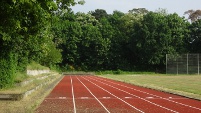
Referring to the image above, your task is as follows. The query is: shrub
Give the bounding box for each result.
[0,52,17,88]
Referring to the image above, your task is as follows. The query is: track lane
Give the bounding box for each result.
[36,75,201,113]
[87,76,201,113]
[78,76,145,113]
[82,76,178,113]
[71,76,109,113]
[75,76,110,112]
[36,76,74,113]
[80,76,176,113]
[70,76,76,113]
[92,76,201,110]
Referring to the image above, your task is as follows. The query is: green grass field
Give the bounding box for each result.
[97,74,201,100]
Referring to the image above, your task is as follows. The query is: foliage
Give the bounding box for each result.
[14,72,28,83]
[1,0,201,88]
[96,70,155,75]
[130,12,188,68]
[0,0,76,88]
[90,9,109,20]
[0,52,17,88]
[186,19,201,53]
[27,61,49,70]
[184,9,201,22]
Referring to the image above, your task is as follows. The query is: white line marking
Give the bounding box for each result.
[81,77,145,113]
[146,97,154,99]
[45,98,71,100]
[125,97,132,99]
[94,76,201,111]
[87,77,178,113]
[80,97,89,99]
[70,76,76,113]
[103,97,111,99]
[59,97,67,99]
[76,76,110,113]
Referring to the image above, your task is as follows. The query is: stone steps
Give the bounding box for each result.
[0,72,62,101]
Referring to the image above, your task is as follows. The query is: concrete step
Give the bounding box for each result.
[0,73,62,101]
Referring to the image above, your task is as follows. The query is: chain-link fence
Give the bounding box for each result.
[166,54,201,74]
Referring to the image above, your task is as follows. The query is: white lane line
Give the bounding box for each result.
[125,97,132,99]
[146,97,154,99]
[81,77,145,113]
[76,76,110,113]
[45,97,70,100]
[80,97,89,99]
[70,76,76,113]
[87,77,178,113]
[94,76,201,111]
[59,97,67,99]
[102,97,111,99]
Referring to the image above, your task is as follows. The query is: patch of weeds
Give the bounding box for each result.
[27,61,49,70]
[14,72,28,83]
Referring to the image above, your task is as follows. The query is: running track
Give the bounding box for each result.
[36,75,201,113]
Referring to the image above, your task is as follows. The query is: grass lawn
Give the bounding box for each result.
[97,74,201,100]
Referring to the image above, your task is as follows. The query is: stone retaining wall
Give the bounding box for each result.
[27,70,50,76]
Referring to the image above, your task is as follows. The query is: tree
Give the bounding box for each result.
[186,19,201,53]
[130,12,188,70]
[53,11,82,68]
[75,12,110,70]
[90,9,109,20]
[0,0,79,88]
[128,8,149,15]
[184,10,201,22]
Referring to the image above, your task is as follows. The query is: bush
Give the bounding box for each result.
[27,61,49,70]
[0,52,17,88]
[113,69,122,74]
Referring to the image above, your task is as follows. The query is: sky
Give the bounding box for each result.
[71,0,201,17]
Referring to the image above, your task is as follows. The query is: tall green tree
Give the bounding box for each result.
[186,19,201,53]
[52,11,82,69]
[75,12,110,70]
[90,9,109,20]
[130,12,188,70]
[0,0,79,88]
[106,11,128,70]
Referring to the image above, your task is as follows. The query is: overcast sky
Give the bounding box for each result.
[71,0,201,17]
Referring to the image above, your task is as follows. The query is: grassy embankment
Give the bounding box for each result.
[0,62,61,113]
[96,71,201,100]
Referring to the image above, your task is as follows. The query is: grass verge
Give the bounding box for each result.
[97,74,201,100]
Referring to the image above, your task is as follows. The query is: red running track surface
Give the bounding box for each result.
[35,75,201,113]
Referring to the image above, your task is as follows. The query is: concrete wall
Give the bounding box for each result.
[27,70,50,76]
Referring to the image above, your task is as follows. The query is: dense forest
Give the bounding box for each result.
[0,0,201,88]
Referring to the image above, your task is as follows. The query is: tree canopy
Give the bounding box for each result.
[0,0,200,88]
